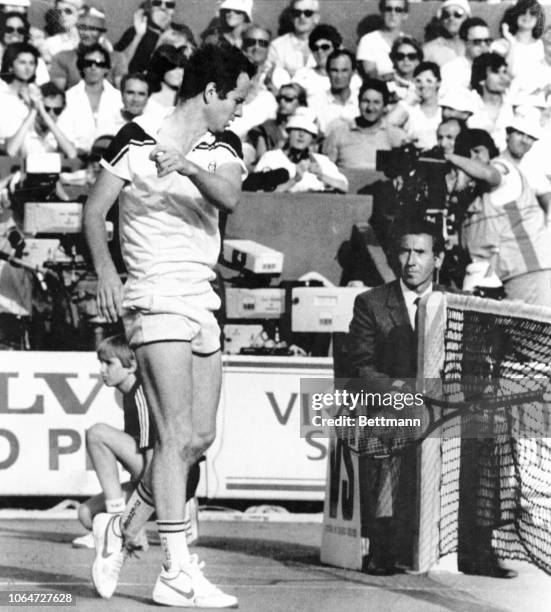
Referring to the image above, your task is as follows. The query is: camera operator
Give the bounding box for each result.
[445,119,551,304]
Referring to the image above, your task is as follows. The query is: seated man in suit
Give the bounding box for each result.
[347,219,444,574]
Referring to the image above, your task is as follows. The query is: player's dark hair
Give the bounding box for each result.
[394,219,445,255]
[97,335,135,368]
[177,43,255,102]
[359,77,390,106]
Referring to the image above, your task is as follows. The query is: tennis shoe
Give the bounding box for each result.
[152,555,238,608]
[91,513,126,599]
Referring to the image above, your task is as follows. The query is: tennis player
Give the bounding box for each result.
[84,44,254,607]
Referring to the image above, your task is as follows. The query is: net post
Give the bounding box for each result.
[413,291,447,572]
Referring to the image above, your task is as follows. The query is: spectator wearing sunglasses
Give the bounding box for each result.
[217,0,252,49]
[422,0,470,68]
[323,78,406,170]
[241,24,289,94]
[115,0,176,74]
[293,23,361,104]
[247,82,306,163]
[42,0,84,60]
[267,0,320,77]
[388,35,422,105]
[440,17,492,96]
[357,0,410,80]
[50,7,125,92]
[57,43,122,154]
[0,11,48,85]
[156,22,196,59]
[494,0,545,80]
[4,81,76,158]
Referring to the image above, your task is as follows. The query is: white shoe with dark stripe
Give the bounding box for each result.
[91,513,126,599]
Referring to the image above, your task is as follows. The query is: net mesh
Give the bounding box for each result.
[437,299,551,575]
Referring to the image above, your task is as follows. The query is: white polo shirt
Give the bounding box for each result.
[101,110,246,307]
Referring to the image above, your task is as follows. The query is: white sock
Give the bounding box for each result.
[157,520,190,571]
[105,497,125,514]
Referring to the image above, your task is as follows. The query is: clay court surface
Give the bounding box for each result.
[1,517,550,612]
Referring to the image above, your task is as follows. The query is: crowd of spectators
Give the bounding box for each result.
[0,0,550,308]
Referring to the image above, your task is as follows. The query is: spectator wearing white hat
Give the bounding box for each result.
[42,0,84,60]
[50,7,124,91]
[356,0,410,80]
[440,87,480,123]
[254,108,348,192]
[423,0,471,67]
[440,17,492,95]
[218,0,252,49]
[267,0,319,77]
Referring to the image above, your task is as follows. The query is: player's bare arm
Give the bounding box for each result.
[83,169,126,323]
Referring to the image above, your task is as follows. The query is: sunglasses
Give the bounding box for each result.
[383,6,406,14]
[83,58,108,68]
[468,37,492,46]
[442,10,465,19]
[243,37,269,48]
[395,51,418,61]
[78,24,106,33]
[44,105,63,116]
[312,43,332,52]
[277,94,298,103]
[291,9,316,18]
[151,0,176,8]
[5,26,26,35]
[60,7,77,15]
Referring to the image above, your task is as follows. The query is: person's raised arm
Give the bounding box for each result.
[83,169,126,322]
[445,152,502,188]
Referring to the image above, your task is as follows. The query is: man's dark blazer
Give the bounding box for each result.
[348,280,417,392]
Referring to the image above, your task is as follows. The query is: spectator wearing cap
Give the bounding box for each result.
[254,108,348,192]
[115,0,176,74]
[423,0,471,67]
[323,78,406,170]
[310,49,359,133]
[267,0,320,77]
[247,82,307,163]
[218,0,252,49]
[495,0,545,80]
[57,43,122,154]
[42,0,84,60]
[242,24,290,95]
[388,35,422,105]
[50,7,125,91]
[467,52,513,151]
[447,113,551,305]
[387,61,442,150]
[440,87,479,123]
[356,0,410,80]
[0,11,48,85]
[293,24,361,104]
[4,80,76,158]
[440,17,492,95]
